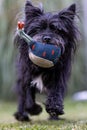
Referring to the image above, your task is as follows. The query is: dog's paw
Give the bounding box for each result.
[46,104,64,117]
[26,103,42,115]
[49,115,59,120]
[46,106,64,120]
[14,112,30,121]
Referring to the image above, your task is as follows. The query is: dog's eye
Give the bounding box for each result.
[50,24,56,31]
[40,21,47,30]
[50,24,60,34]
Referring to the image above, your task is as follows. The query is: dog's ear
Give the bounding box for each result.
[68,4,76,14]
[25,1,44,19]
[59,4,76,20]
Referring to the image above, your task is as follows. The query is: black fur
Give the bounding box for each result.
[14,1,79,121]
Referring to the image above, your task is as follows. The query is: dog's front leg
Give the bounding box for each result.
[25,87,42,115]
[45,86,64,120]
[14,93,30,121]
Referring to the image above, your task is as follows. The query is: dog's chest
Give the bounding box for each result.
[31,75,44,92]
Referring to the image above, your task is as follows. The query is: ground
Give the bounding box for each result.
[0,96,87,130]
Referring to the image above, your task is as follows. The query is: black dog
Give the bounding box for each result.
[14,1,79,121]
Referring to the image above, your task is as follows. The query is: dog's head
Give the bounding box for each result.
[15,1,80,69]
[24,1,79,55]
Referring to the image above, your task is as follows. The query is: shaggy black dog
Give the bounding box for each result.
[14,1,79,121]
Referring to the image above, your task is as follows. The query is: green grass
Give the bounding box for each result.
[0,98,87,130]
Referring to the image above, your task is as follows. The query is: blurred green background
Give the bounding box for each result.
[0,0,87,101]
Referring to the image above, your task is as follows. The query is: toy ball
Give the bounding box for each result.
[17,21,62,68]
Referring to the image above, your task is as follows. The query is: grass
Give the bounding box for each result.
[0,97,87,130]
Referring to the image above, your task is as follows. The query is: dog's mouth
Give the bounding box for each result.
[32,35,65,54]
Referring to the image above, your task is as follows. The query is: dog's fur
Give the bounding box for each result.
[14,1,79,121]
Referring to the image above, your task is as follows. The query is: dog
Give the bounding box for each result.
[14,1,79,121]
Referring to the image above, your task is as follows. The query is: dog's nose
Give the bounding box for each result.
[42,36,51,43]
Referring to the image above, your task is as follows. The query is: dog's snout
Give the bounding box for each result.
[42,36,51,43]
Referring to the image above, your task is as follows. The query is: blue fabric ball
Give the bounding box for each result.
[29,41,61,68]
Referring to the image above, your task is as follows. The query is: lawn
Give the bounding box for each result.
[0,97,87,130]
